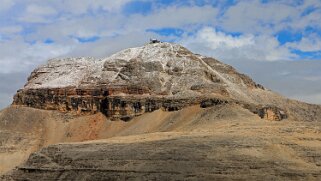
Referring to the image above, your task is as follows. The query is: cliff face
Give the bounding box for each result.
[12,42,288,121]
[13,87,201,121]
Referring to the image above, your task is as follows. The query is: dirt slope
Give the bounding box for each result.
[1,103,321,180]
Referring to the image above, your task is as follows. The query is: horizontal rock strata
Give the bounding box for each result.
[13,87,286,121]
[12,87,214,120]
[6,131,321,180]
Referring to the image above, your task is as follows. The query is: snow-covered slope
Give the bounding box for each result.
[25,57,103,88]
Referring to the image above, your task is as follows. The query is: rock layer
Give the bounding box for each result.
[13,87,289,122]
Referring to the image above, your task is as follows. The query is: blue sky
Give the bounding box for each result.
[0,0,320,63]
[0,0,321,108]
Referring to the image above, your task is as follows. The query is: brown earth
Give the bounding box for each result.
[1,103,321,180]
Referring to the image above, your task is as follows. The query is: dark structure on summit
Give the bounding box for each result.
[150,38,161,44]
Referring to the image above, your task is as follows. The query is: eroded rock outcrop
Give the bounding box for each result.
[13,87,228,121]
[12,42,288,121]
[257,106,288,121]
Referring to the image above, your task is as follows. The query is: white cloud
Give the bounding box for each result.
[26,4,57,16]
[181,27,295,61]
[125,5,218,31]
[16,4,219,47]
[99,0,133,11]
[0,25,22,34]
[286,33,321,52]
[217,0,321,36]
[194,27,255,48]
[0,0,14,12]
[220,0,298,34]
[51,0,132,15]
[290,1,321,30]
[0,38,72,73]
[18,4,58,23]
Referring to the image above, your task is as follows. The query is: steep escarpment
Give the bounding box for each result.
[15,87,283,121]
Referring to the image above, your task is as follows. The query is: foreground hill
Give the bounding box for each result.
[2,104,321,180]
[1,42,321,180]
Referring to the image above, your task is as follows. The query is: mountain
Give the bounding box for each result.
[1,42,321,180]
[13,42,290,120]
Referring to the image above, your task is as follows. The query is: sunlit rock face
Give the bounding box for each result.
[13,42,289,121]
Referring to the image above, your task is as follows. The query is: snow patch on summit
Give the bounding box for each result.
[25,57,104,89]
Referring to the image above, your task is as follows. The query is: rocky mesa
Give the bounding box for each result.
[13,42,290,121]
[1,42,321,180]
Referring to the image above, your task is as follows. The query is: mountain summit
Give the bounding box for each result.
[14,42,290,121]
[2,42,321,180]
[24,42,262,99]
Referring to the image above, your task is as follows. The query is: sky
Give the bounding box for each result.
[1,0,321,109]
